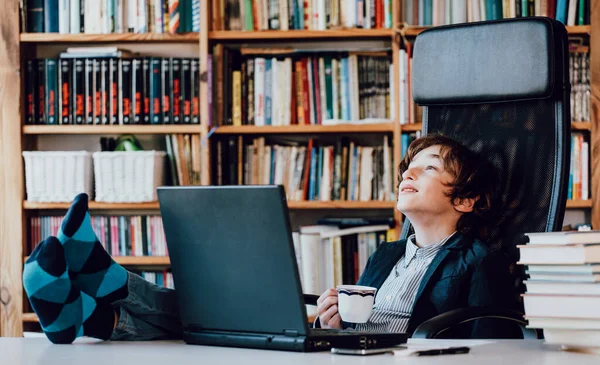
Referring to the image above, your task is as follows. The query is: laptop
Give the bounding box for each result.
[157,185,408,352]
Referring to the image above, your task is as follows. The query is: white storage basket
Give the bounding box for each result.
[22,151,94,202]
[92,151,166,203]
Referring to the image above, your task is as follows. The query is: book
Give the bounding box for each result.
[525,230,600,245]
[518,244,600,264]
[523,294,600,319]
[524,280,600,295]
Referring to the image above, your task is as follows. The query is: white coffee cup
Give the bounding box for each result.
[336,285,377,323]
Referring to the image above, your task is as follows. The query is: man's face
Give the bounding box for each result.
[397,145,457,216]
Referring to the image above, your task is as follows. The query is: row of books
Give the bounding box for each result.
[292,224,394,295]
[568,133,589,201]
[23,0,201,34]
[402,0,591,26]
[216,0,393,31]
[570,51,590,123]
[520,230,600,349]
[213,46,393,127]
[398,46,422,125]
[139,271,175,289]
[165,134,202,186]
[29,215,168,257]
[25,57,201,125]
[213,136,394,202]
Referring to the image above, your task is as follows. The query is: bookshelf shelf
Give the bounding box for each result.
[565,25,592,35]
[287,201,396,209]
[22,313,38,323]
[401,123,422,132]
[23,201,161,210]
[24,200,395,210]
[22,125,201,135]
[212,123,395,134]
[572,121,591,131]
[566,199,593,208]
[19,32,200,43]
[23,255,171,266]
[209,28,393,40]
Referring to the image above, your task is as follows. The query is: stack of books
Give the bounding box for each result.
[519,230,600,351]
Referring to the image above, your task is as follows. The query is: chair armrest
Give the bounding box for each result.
[412,307,541,339]
[304,294,319,306]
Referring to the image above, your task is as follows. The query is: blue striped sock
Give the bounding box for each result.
[23,237,115,343]
[57,193,128,304]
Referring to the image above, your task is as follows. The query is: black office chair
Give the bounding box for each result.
[307,17,570,338]
[404,17,571,338]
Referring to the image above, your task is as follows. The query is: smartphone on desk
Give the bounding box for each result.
[331,347,395,356]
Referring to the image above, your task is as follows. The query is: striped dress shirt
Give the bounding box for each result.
[354,232,457,333]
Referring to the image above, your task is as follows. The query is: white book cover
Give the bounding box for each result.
[59,0,70,34]
[523,294,600,319]
[471,0,480,21]
[278,59,287,125]
[137,0,147,32]
[115,0,124,32]
[292,232,303,285]
[388,64,394,120]
[127,0,137,32]
[332,59,340,120]
[271,58,280,125]
[567,0,577,25]
[344,0,355,28]
[287,146,298,199]
[320,224,391,239]
[279,0,289,30]
[320,146,332,201]
[263,146,272,184]
[508,0,515,17]
[518,244,600,264]
[154,0,163,32]
[583,141,589,200]
[283,58,292,125]
[399,49,407,125]
[70,0,80,33]
[525,230,600,245]
[321,237,335,291]
[349,55,360,122]
[319,57,327,124]
[307,59,316,125]
[299,233,322,294]
[254,58,266,126]
[452,0,467,24]
[383,135,391,200]
[526,317,600,330]
[359,147,374,201]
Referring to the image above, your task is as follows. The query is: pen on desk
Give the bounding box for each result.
[414,346,471,356]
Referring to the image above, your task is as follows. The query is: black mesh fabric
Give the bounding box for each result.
[400,98,570,297]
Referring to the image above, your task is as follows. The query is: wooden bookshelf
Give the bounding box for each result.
[572,121,592,131]
[567,199,593,209]
[209,28,393,40]
[212,123,395,134]
[23,125,202,135]
[287,201,396,209]
[20,32,200,43]
[22,313,38,323]
[401,123,422,132]
[23,256,170,266]
[23,201,161,210]
[23,200,395,210]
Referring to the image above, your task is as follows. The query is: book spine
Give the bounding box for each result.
[79,0,85,33]
[70,0,80,33]
[247,58,254,125]
[60,59,71,124]
[171,58,181,124]
[25,60,38,125]
[110,58,119,124]
[161,58,171,124]
[142,58,150,123]
[150,58,162,124]
[181,58,192,123]
[44,59,58,125]
[191,58,200,124]
[59,0,70,33]
[121,59,133,124]
[93,59,101,124]
[101,59,109,124]
[44,0,59,32]
[264,58,272,125]
[73,59,84,124]
[133,58,144,124]
[192,0,200,31]
[27,0,45,32]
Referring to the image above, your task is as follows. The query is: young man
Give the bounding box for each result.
[23,135,517,343]
[316,134,519,338]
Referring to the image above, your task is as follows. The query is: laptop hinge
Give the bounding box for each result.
[283,329,300,337]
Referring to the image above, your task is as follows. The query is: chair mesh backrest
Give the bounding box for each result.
[400,18,571,293]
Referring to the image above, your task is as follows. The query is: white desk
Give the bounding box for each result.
[1,338,598,364]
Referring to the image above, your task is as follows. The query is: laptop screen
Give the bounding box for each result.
[157,186,309,336]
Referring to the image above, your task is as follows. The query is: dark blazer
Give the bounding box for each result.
[352,232,521,338]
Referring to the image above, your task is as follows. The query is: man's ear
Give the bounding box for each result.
[453,196,478,213]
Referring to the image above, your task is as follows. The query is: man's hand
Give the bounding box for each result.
[316,288,342,329]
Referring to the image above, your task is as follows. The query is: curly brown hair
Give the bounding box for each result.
[398,134,500,240]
